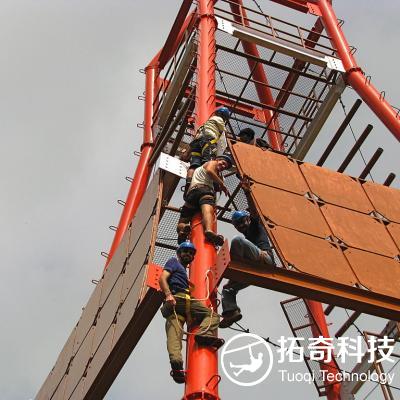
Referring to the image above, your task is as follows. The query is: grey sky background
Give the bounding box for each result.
[1,1,399,399]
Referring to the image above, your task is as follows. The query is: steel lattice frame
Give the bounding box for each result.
[36,1,400,399]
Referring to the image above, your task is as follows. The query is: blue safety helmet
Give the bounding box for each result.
[216,154,233,168]
[177,241,196,254]
[231,210,250,224]
[215,106,230,121]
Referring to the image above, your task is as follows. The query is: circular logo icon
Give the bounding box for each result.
[221,332,274,386]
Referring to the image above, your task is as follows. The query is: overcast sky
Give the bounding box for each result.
[1,1,399,400]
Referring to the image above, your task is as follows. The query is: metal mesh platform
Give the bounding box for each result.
[154,207,180,267]
[214,3,339,154]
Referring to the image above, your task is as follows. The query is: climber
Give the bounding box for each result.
[177,154,233,246]
[230,346,264,377]
[237,127,255,145]
[159,241,222,384]
[219,204,275,328]
[237,127,271,150]
[184,106,230,198]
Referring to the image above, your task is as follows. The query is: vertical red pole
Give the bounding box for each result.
[185,1,219,399]
[195,0,217,126]
[105,64,158,267]
[229,0,284,151]
[308,301,341,400]
[185,216,219,399]
[317,0,400,141]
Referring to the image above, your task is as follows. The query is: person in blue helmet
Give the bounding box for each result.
[177,154,233,246]
[184,106,230,198]
[159,241,222,383]
[219,206,275,328]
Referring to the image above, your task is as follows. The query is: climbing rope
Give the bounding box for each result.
[171,269,215,336]
[172,306,215,336]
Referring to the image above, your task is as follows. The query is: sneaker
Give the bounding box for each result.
[195,334,225,349]
[259,250,273,265]
[170,361,185,384]
[204,231,224,246]
[219,309,242,329]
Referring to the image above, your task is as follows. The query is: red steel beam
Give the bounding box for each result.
[229,0,284,150]
[269,0,310,13]
[147,10,196,70]
[317,0,400,141]
[308,301,341,400]
[225,261,400,321]
[185,1,219,398]
[105,65,158,267]
[157,1,195,69]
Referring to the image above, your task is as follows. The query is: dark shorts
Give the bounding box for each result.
[180,185,216,221]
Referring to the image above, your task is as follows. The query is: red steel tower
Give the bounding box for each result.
[36,1,400,399]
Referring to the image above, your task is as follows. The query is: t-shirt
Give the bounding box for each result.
[244,216,272,252]
[190,165,214,190]
[163,257,189,294]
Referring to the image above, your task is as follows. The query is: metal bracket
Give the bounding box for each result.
[307,2,322,16]
[325,56,345,72]
[146,263,163,291]
[157,152,189,179]
[210,239,231,288]
[216,17,234,35]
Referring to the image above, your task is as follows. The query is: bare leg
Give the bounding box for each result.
[200,203,214,232]
[201,204,224,246]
